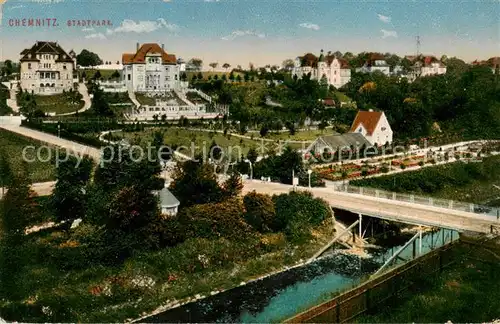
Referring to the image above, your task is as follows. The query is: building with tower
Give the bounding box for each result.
[292,50,351,88]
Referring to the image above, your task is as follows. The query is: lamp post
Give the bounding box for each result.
[307,169,313,188]
[244,159,253,180]
[57,123,61,138]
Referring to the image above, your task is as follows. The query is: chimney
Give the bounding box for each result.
[368,109,373,112]
[136,42,140,51]
[162,44,165,52]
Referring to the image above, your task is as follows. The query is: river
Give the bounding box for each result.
[141,228,458,323]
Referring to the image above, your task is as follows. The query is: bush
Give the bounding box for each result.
[400,164,407,170]
[243,191,276,233]
[380,165,390,173]
[178,198,253,240]
[418,161,425,167]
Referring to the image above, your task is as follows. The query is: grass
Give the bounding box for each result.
[0,214,336,322]
[264,128,331,142]
[34,94,84,115]
[114,127,263,158]
[332,91,352,103]
[79,69,119,80]
[357,254,500,323]
[0,128,56,182]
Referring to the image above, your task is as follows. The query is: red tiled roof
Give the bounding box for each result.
[349,110,383,136]
[323,98,336,106]
[122,43,177,65]
[298,53,350,68]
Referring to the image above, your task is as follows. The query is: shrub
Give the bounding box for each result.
[243,191,276,233]
[418,161,425,167]
[177,198,253,240]
[400,164,407,170]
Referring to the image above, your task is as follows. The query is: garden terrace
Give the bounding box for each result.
[29,93,85,115]
[186,91,209,104]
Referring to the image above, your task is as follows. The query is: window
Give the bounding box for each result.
[175,74,178,80]
[358,127,363,133]
[381,127,386,131]
[28,63,32,69]
[63,65,67,70]
[128,74,131,81]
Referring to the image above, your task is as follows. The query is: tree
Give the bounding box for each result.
[260,125,269,137]
[2,60,13,76]
[229,72,235,82]
[222,63,231,71]
[90,87,113,117]
[246,147,258,164]
[197,71,203,80]
[51,155,93,224]
[93,70,102,80]
[209,62,218,71]
[111,70,120,79]
[243,191,276,232]
[169,159,224,207]
[0,151,12,197]
[209,140,222,160]
[222,171,243,198]
[282,59,295,71]
[244,72,250,82]
[180,72,187,81]
[236,74,242,82]
[189,58,203,71]
[76,49,103,67]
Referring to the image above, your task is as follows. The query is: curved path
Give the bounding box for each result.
[56,83,92,116]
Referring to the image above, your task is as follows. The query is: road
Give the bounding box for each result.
[242,180,499,234]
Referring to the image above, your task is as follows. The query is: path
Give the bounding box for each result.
[128,90,141,109]
[0,124,101,160]
[6,86,19,112]
[56,83,92,116]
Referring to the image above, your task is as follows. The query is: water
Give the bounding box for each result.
[143,229,458,323]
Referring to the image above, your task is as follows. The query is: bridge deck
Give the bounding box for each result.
[242,181,499,234]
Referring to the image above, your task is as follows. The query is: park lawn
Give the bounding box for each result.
[79,69,118,80]
[0,215,336,322]
[332,91,352,103]
[357,254,500,323]
[35,94,84,115]
[115,127,262,159]
[265,128,329,142]
[0,129,56,182]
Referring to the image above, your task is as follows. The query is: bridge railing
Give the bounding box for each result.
[335,184,500,219]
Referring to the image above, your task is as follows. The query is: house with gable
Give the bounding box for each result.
[349,110,393,146]
[292,50,351,88]
[355,53,391,76]
[19,41,77,95]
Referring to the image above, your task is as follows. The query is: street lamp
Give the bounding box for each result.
[307,169,313,188]
[244,159,253,180]
[57,123,61,138]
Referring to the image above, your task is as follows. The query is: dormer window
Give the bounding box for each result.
[381,127,386,131]
[28,54,32,59]
[358,127,363,133]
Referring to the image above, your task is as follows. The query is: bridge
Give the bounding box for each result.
[242,180,499,234]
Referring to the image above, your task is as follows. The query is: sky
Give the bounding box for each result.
[0,0,498,68]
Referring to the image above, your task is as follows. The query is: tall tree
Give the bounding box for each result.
[222,63,231,71]
[90,87,113,117]
[189,58,203,71]
[76,49,103,67]
[282,59,295,71]
[209,62,218,71]
[51,155,93,223]
[222,171,243,198]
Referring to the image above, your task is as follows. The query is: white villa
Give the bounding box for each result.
[355,53,390,75]
[292,50,351,88]
[19,41,77,95]
[410,55,447,78]
[122,43,186,92]
[349,110,393,146]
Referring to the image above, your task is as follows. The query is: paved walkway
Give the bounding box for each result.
[56,83,92,116]
[0,124,101,160]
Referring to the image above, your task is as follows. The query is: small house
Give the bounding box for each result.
[306,132,371,155]
[349,110,393,146]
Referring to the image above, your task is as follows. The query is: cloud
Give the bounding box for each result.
[106,18,178,35]
[380,29,397,38]
[377,13,391,23]
[28,0,64,3]
[204,0,220,2]
[299,23,320,30]
[82,27,95,32]
[8,4,24,10]
[221,30,265,40]
[85,33,106,40]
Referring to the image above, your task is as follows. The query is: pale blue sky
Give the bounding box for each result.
[1,0,498,67]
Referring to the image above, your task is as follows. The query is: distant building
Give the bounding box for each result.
[356,53,390,75]
[349,110,393,146]
[292,50,351,88]
[403,55,446,81]
[122,43,186,92]
[472,57,499,74]
[19,41,77,95]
